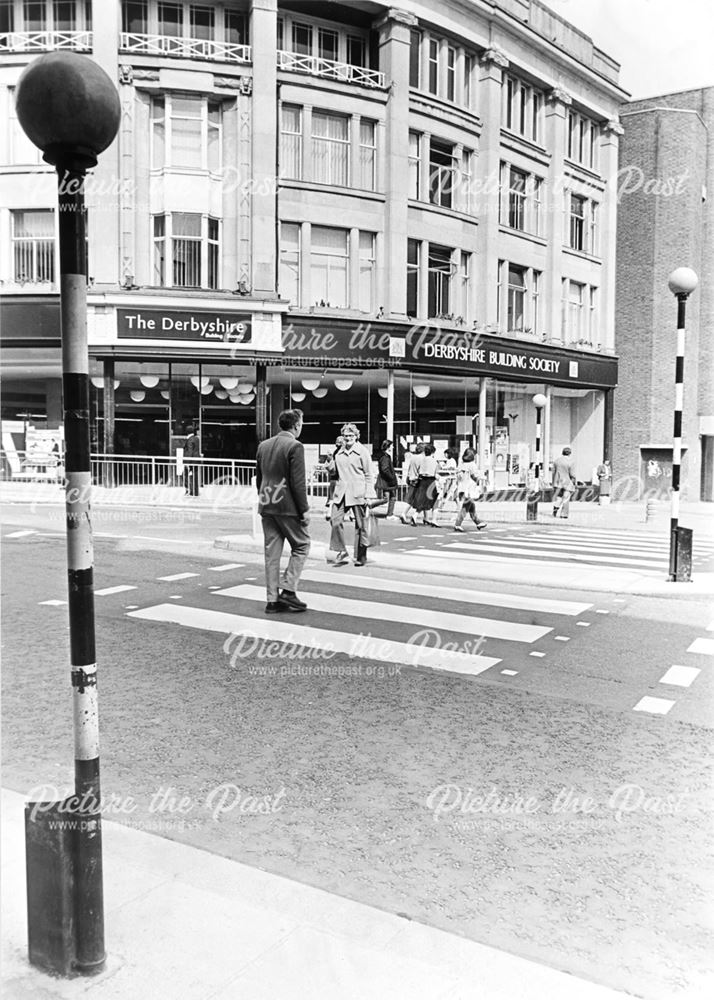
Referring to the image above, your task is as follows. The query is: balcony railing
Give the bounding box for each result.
[277,50,385,89]
[120,33,251,64]
[0,30,92,52]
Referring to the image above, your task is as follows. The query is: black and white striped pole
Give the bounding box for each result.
[526,393,547,521]
[666,267,698,582]
[16,52,120,976]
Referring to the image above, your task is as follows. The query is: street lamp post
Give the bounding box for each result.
[16,51,120,976]
[526,393,547,521]
[666,267,698,582]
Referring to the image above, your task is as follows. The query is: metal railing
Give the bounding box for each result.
[277,50,385,89]
[0,31,92,52]
[119,33,251,63]
[89,454,256,489]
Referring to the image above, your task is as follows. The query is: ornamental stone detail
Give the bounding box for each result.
[547,86,573,106]
[480,46,509,69]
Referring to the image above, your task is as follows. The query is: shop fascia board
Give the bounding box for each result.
[87,291,289,314]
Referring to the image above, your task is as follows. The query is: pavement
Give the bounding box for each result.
[2,788,633,999]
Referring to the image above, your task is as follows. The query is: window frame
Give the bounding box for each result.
[150,93,223,173]
[11,208,56,285]
[152,212,221,290]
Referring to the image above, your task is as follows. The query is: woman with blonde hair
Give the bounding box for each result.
[453,448,488,532]
[328,423,375,566]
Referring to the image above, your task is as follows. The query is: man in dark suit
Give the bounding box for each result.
[256,408,311,613]
[184,423,201,496]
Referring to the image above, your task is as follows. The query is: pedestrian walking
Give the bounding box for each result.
[328,423,375,567]
[413,443,439,526]
[552,446,577,518]
[400,442,424,525]
[371,439,399,519]
[255,408,311,613]
[324,435,344,520]
[453,448,488,532]
[183,423,201,497]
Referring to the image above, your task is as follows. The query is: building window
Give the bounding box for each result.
[153,213,219,289]
[291,21,311,55]
[446,46,456,102]
[225,10,247,44]
[279,222,300,303]
[12,210,55,284]
[158,1,181,36]
[280,104,302,179]
[569,194,585,250]
[406,238,420,317]
[500,162,543,235]
[459,149,473,214]
[566,193,599,255]
[1,0,14,33]
[346,34,366,68]
[318,26,338,61]
[562,279,598,344]
[150,94,222,172]
[428,39,438,94]
[122,0,147,32]
[312,111,349,186]
[6,86,43,163]
[429,138,456,209]
[408,131,421,199]
[278,13,371,72]
[428,243,453,317]
[502,73,543,143]
[23,1,46,32]
[463,53,474,108]
[311,226,348,307]
[359,232,375,312]
[358,120,376,190]
[507,167,526,230]
[409,29,421,88]
[458,250,473,322]
[567,109,600,170]
[498,260,542,334]
[189,4,214,40]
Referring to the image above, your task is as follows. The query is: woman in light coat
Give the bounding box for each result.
[453,448,488,532]
[328,423,375,566]
[400,442,424,525]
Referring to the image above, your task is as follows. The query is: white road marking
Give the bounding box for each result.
[576,621,591,627]
[687,638,714,656]
[554,636,570,642]
[208,563,245,572]
[158,572,200,581]
[39,599,66,606]
[501,669,518,676]
[127,604,501,675]
[443,542,666,568]
[95,585,137,596]
[394,536,417,541]
[217,585,552,644]
[125,605,139,610]
[529,651,546,658]
[659,665,701,687]
[502,535,671,558]
[596,610,610,615]
[300,569,592,616]
[169,595,183,600]
[6,529,39,538]
[633,696,675,715]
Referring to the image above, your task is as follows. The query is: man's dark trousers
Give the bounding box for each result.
[261,515,311,602]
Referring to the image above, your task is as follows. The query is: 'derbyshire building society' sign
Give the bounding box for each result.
[117,308,252,344]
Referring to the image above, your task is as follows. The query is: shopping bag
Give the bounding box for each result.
[363,508,381,547]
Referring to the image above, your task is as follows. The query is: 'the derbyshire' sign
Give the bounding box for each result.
[117,308,251,344]
[282,319,617,388]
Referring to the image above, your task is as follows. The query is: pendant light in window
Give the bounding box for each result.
[312,387,328,399]
[413,384,430,398]
[334,378,353,391]
[139,373,160,388]
[237,382,254,394]
[90,377,104,389]
[377,387,389,399]
[240,393,255,405]
[200,383,213,395]
[301,378,320,391]
[214,389,228,400]
[291,391,306,403]
[219,376,239,390]
[130,390,145,402]
[160,389,170,400]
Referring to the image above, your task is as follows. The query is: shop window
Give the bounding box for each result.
[408,131,421,199]
[428,243,453,317]
[429,138,456,209]
[311,226,348,307]
[359,232,375,312]
[12,209,55,284]
[279,222,300,303]
[312,111,349,186]
[406,238,420,317]
[150,94,222,172]
[280,104,302,179]
[503,72,543,144]
[153,213,220,289]
[358,120,376,190]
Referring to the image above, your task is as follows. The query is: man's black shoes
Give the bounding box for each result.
[264,591,307,613]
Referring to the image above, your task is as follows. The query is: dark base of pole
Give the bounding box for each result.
[526,492,539,521]
[668,525,693,583]
[25,799,106,978]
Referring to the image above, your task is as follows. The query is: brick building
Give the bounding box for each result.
[614,87,714,501]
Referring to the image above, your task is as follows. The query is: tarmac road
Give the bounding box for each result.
[2,527,713,1000]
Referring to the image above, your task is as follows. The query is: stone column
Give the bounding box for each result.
[250,0,278,296]
[376,8,418,318]
[544,87,572,343]
[599,119,624,353]
[476,48,509,330]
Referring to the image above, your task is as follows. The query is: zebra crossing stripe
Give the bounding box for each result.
[300,569,592,616]
[531,530,714,551]
[442,542,665,568]
[659,665,700,687]
[95,585,137,596]
[687,638,714,656]
[503,533,678,554]
[158,572,200,581]
[5,530,38,538]
[479,537,667,561]
[126,604,501,675]
[216,585,552,644]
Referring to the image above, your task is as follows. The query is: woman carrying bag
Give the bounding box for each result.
[400,442,424,525]
[412,443,439,526]
[328,423,376,566]
[453,448,488,532]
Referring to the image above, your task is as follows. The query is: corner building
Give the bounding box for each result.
[0,0,626,485]
[614,87,714,502]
